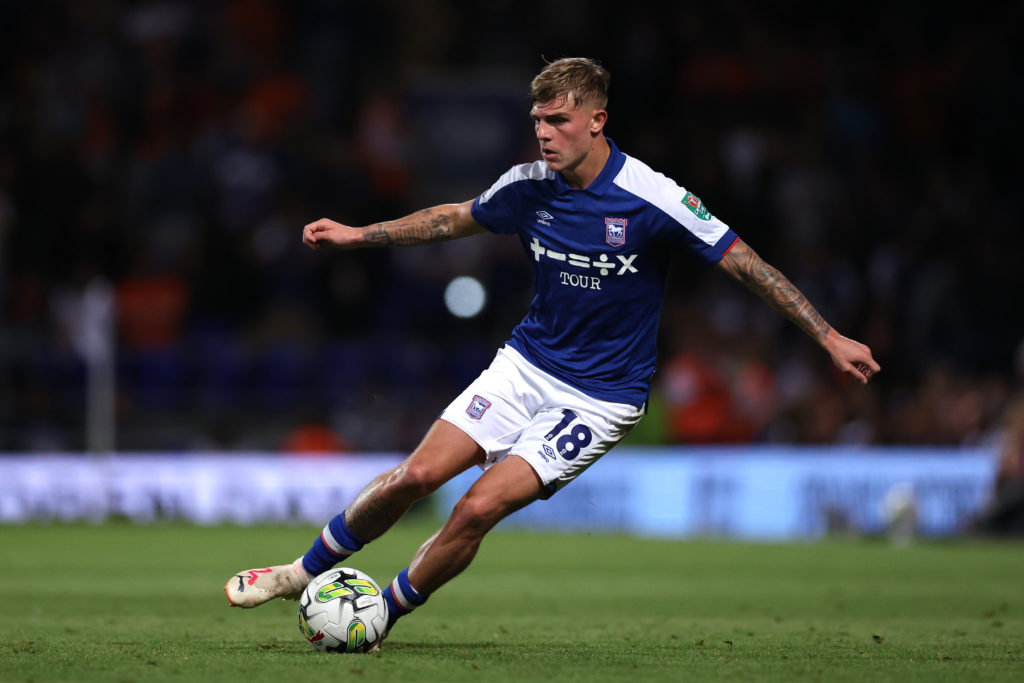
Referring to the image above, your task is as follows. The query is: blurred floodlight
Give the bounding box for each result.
[444,276,486,318]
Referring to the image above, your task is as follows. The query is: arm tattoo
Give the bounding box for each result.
[723,241,832,342]
[363,207,454,247]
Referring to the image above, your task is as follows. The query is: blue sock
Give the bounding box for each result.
[381,568,427,629]
[302,511,365,576]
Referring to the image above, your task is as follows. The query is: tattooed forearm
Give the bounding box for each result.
[363,207,454,247]
[721,240,832,342]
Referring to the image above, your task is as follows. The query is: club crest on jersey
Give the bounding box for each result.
[605,217,627,247]
[466,395,492,420]
[682,192,712,220]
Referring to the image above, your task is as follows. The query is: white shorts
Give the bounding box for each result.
[439,346,644,497]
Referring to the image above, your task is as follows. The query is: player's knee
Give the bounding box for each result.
[390,459,446,499]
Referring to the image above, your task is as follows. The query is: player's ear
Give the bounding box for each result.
[590,109,607,134]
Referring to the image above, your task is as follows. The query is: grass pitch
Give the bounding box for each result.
[1,519,1022,682]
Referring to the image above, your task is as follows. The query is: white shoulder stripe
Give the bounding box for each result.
[612,156,730,245]
[479,161,554,204]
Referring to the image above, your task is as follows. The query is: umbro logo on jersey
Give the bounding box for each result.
[536,210,553,226]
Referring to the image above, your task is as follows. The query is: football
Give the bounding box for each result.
[298,568,388,653]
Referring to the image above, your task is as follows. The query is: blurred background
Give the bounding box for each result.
[1,0,1022,464]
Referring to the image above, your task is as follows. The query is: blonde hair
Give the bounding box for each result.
[530,57,610,110]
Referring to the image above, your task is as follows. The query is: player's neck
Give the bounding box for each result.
[562,136,610,190]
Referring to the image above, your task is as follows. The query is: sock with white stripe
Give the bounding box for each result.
[382,568,427,629]
[301,511,365,576]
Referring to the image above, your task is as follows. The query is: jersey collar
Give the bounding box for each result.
[553,137,625,197]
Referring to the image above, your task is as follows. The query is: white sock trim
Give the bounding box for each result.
[391,579,415,611]
[320,526,350,557]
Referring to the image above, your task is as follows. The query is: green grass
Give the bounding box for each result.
[1,520,1022,682]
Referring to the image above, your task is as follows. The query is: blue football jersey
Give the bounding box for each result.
[470,139,738,407]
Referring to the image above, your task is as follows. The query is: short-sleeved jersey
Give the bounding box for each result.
[470,138,738,407]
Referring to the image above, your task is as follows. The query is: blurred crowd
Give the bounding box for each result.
[1,0,1022,454]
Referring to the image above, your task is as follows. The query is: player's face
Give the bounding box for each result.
[531,94,606,178]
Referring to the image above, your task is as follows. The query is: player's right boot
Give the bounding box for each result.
[225,557,310,608]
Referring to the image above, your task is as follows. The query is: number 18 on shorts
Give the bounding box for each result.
[440,347,643,496]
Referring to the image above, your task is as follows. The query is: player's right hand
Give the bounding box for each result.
[302,218,360,250]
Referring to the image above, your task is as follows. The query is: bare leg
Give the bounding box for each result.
[408,454,544,595]
[226,421,484,609]
[344,419,484,541]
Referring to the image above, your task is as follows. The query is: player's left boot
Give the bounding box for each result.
[225,557,310,608]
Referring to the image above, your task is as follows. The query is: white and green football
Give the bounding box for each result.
[298,568,387,653]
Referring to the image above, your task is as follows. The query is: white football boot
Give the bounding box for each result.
[225,557,310,608]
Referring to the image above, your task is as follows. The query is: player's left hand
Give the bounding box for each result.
[823,330,881,385]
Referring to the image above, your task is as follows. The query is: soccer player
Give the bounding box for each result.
[225,57,880,641]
